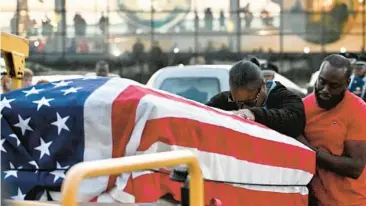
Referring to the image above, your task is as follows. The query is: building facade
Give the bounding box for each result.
[0,0,365,56]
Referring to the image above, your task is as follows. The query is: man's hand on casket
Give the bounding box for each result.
[297,135,318,152]
[233,109,255,121]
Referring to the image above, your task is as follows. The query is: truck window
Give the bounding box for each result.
[159,77,220,104]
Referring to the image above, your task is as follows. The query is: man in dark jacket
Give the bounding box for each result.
[206,60,305,138]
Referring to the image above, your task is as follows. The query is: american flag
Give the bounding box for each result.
[1,77,315,205]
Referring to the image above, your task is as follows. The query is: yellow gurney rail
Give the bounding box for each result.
[1,32,29,90]
[6,150,204,206]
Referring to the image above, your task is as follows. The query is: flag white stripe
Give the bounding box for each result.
[136,141,313,185]
[80,78,140,201]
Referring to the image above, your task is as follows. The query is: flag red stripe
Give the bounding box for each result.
[123,172,308,206]
[137,118,315,173]
[109,86,148,189]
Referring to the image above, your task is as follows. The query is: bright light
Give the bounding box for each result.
[178,64,184,67]
[358,0,364,3]
[340,47,347,53]
[258,30,268,36]
[303,47,310,54]
[112,50,121,57]
[137,0,151,11]
[173,48,180,53]
[34,41,40,47]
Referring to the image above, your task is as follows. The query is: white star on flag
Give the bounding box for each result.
[52,80,72,88]
[32,96,54,111]
[14,115,33,135]
[22,87,44,96]
[9,162,23,170]
[50,170,66,183]
[61,87,82,95]
[50,162,69,183]
[34,138,52,159]
[29,160,39,173]
[0,97,15,112]
[4,162,18,179]
[56,162,69,169]
[9,134,20,146]
[1,139,6,153]
[51,112,70,135]
[11,188,26,200]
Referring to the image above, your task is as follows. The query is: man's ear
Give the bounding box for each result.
[346,78,351,87]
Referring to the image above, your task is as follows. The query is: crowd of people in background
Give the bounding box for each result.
[1,51,366,206]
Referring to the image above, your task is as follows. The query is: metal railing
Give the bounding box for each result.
[6,150,204,206]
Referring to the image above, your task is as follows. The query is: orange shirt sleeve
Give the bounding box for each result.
[346,101,366,141]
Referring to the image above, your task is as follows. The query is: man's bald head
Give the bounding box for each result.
[321,54,352,79]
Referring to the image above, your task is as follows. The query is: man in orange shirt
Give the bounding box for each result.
[300,54,366,206]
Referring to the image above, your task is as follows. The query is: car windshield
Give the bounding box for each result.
[159,77,220,104]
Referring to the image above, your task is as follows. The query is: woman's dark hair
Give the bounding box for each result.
[229,60,263,91]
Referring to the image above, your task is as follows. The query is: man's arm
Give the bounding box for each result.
[298,103,366,179]
[249,86,306,137]
[316,147,364,179]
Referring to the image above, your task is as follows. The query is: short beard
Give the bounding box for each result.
[314,89,345,110]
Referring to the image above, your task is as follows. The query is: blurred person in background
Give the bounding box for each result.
[349,61,366,98]
[260,62,279,82]
[189,55,206,65]
[22,68,33,88]
[36,79,50,85]
[95,60,109,77]
[206,59,305,138]
[260,63,305,98]
[1,75,12,93]
[260,62,279,73]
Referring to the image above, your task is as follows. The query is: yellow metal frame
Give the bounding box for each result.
[0,32,29,90]
[61,150,203,206]
[6,150,204,206]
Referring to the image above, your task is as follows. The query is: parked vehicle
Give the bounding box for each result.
[146,65,307,103]
[306,70,319,94]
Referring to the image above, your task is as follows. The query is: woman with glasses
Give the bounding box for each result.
[206,59,305,138]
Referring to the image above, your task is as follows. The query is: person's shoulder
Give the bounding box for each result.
[208,91,230,103]
[206,91,231,107]
[302,93,317,109]
[303,93,315,103]
[212,91,230,99]
[270,81,301,97]
[345,91,366,114]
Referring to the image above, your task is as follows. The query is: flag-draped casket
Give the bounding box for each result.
[1,77,315,205]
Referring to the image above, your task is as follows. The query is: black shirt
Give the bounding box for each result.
[206,81,305,138]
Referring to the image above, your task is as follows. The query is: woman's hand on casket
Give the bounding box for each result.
[233,109,255,121]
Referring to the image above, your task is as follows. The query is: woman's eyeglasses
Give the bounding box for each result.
[233,89,261,109]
